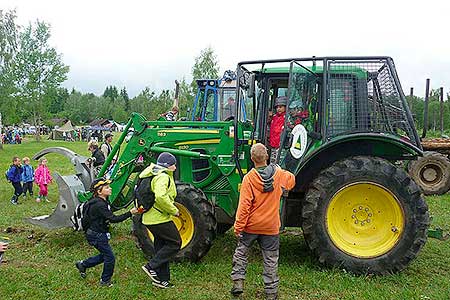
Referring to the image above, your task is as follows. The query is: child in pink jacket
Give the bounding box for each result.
[34,158,53,202]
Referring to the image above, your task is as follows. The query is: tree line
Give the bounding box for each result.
[0,9,219,129]
[2,9,449,136]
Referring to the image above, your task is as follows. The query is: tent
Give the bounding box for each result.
[49,120,77,140]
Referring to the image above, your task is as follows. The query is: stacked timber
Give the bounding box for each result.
[421,138,450,154]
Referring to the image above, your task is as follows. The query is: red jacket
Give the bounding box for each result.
[269,112,285,148]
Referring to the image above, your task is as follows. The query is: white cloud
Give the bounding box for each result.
[2,0,450,97]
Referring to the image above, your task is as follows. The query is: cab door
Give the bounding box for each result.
[277,61,321,172]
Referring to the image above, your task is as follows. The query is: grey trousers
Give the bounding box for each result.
[231,232,280,294]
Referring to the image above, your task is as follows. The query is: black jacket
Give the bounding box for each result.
[87,196,131,233]
[92,148,105,167]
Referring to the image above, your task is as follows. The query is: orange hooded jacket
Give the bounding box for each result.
[234,164,295,235]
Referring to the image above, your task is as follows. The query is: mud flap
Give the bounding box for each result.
[27,173,85,229]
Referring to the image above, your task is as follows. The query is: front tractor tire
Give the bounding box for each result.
[302,156,429,275]
[408,151,450,195]
[132,183,216,262]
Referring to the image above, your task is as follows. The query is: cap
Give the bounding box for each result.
[274,96,288,107]
[156,152,177,168]
[87,140,98,150]
[90,177,112,193]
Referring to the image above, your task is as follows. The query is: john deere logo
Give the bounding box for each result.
[138,139,145,145]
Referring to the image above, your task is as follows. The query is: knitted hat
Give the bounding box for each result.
[274,96,288,107]
[157,152,177,168]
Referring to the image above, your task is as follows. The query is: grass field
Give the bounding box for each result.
[0,138,449,300]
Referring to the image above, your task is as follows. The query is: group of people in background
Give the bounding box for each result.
[6,156,53,205]
[1,129,22,144]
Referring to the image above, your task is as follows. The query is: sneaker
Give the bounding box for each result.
[141,265,161,283]
[99,279,113,287]
[10,198,18,205]
[152,280,171,289]
[44,197,50,203]
[36,197,41,203]
[75,261,87,278]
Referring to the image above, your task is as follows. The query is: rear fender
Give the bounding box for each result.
[293,134,422,193]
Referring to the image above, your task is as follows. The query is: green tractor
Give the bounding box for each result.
[29,56,429,275]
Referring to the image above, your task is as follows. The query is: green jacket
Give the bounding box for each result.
[141,163,179,225]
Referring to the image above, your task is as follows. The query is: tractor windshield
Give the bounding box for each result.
[218,80,237,121]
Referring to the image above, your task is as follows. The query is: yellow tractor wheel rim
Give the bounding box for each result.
[146,203,195,249]
[326,182,404,258]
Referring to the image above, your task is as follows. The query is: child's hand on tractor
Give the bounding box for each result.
[137,206,145,214]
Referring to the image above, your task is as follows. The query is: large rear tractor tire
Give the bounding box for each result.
[132,183,216,262]
[302,156,429,275]
[408,151,450,195]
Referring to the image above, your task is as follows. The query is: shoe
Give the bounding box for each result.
[44,197,50,203]
[230,279,244,296]
[75,261,87,278]
[99,279,113,287]
[36,197,41,203]
[152,280,171,289]
[265,292,278,300]
[10,198,18,205]
[141,265,161,283]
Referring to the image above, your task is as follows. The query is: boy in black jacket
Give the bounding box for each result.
[75,177,139,287]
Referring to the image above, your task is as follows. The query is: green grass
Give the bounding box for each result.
[0,138,449,300]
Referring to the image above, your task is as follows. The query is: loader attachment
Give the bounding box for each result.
[26,147,94,229]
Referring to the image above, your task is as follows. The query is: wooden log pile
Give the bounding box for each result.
[421,138,450,154]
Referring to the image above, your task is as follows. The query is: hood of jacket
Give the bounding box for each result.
[248,164,277,193]
[139,163,172,178]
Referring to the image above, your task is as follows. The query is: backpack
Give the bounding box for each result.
[134,175,169,213]
[5,166,12,182]
[71,200,94,231]
[134,176,156,212]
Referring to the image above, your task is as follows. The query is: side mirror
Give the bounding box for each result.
[247,74,256,98]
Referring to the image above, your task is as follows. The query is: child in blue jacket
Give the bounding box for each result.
[21,157,34,198]
[6,156,23,205]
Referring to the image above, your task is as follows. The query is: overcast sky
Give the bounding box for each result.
[2,0,450,98]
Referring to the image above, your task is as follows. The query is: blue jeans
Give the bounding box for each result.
[82,229,115,282]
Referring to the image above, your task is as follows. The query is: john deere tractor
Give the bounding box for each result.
[191,70,239,122]
[29,56,429,275]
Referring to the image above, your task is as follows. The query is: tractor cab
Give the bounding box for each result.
[235,57,421,175]
[192,71,245,121]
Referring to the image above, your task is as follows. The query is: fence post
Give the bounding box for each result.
[440,87,444,136]
[422,79,430,139]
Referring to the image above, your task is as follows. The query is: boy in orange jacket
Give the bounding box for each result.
[231,143,295,300]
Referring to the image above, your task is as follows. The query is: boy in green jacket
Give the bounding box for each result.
[141,152,181,289]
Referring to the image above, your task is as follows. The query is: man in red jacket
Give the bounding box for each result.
[231,143,295,300]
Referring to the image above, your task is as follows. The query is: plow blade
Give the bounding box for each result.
[27,147,93,229]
